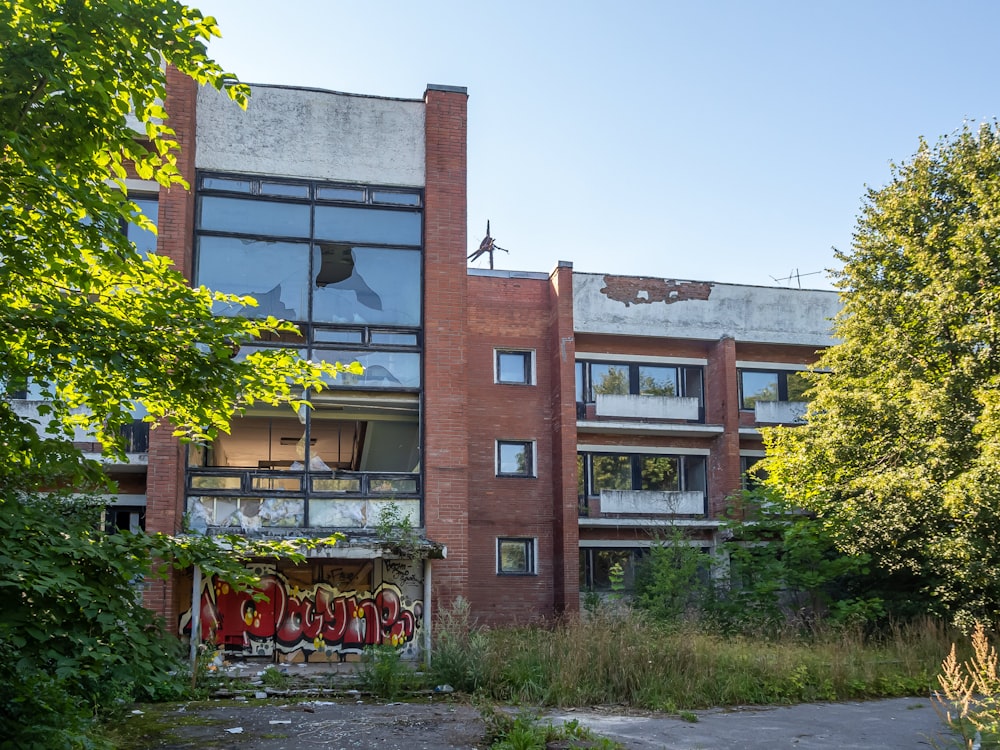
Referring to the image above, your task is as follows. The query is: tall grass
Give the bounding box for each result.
[432,605,952,710]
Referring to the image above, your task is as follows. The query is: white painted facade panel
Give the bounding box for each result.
[196,85,425,186]
[600,489,706,516]
[595,393,700,420]
[754,400,808,424]
[573,273,840,346]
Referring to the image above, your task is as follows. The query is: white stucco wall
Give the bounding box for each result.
[573,273,840,346]
[196,85,425,186]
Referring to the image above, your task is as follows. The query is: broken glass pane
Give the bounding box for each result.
[313,350,420,389]
[197,236,310,320]
[312,245,420,326]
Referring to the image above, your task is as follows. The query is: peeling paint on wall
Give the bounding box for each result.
[599,276,713,307]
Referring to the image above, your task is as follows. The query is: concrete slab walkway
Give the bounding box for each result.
[548,697,952,749]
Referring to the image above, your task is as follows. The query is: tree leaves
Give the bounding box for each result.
[763,123,1000,624]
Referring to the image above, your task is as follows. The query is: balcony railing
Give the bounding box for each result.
[753,401,807,425]
[187,469,419,497]
[590,394,701,421]
[599,489,706,516]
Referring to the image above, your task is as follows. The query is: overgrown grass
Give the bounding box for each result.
[432,606,952,710]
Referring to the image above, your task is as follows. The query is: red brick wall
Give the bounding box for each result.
[465,274,557,624]
[142,67,198,624]
[422,86,470,613]
[548,263,579,614]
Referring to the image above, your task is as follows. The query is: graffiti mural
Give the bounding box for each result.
[179,570,422,658]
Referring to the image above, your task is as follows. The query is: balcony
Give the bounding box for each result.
[754,401,807,425]
[186,469,420,531]
[599,489,706,516]
[594,394,700,421]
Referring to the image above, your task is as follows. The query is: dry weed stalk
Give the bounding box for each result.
[934,623,999,749]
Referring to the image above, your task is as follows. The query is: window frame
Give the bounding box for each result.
[494,349,535,385]
[738,369,810,410]
[578,451,706,498]
[497,537,537,575]
[496,440,536,478]
[577,360,703,406]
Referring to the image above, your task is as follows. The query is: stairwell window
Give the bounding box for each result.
[495,349,534,385]
[496,440,536,477]
[497,537,536,575]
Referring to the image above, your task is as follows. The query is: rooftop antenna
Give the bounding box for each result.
[769,268,824,288]
[468,220,508,270]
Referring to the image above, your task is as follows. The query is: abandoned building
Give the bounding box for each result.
[11,72,840,661]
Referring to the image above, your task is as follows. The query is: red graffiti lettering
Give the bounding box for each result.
[180,573,421,656]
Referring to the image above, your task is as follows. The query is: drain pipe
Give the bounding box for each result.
[189,565,202,690]
[423,557,432,669]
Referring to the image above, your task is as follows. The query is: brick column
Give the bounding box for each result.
[548,262,579,614]
[142,66,198,625]
[422,84,470,611]
[706,336,741,518]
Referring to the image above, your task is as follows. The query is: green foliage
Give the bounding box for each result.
[634,526,709,624]
[436,613,943,710]
[762,122,1000,624]
[259,667,292,690]
[480,706,622,750]
[358,643,418,700]
[430,597,488,693]
[0,1,355,745]
[373,500,419,556]
[709,491,884,633]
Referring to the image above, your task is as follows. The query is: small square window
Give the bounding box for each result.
[496,350,533,385]
[497,440,535,477]
[498,538,536,575]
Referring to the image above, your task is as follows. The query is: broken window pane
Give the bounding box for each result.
[197,236,310,320]
[314,350,420,389]
[312,245,420,326]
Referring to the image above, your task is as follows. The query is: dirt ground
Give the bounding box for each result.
[117,697,488,749]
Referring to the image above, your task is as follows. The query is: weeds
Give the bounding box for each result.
[934,622,1000,749]
[434,611,945,710]
[358,644,418,700]
[480,704,623,749]
[260,666,291,690]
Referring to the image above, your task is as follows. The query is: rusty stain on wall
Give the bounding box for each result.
[600,276,713,307]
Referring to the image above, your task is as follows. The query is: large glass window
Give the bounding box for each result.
[739,369,811,409]
[199,196,311,238]
[195,175,422,330]
[579,361,703,405]
[580,453,706,496]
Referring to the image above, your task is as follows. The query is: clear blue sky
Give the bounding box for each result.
[195,0,1000,290]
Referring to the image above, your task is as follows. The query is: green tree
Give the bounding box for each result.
[762,123,1000,625]
[0,1,351,744]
